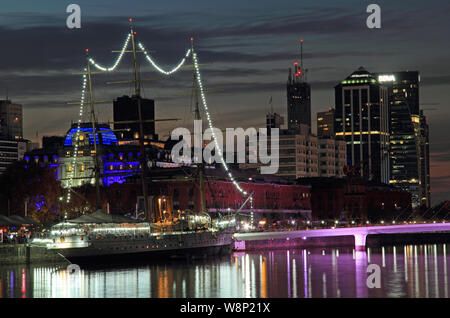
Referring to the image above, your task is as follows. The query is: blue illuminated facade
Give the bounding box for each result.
[64,123,118,146]
[24,122,174,188]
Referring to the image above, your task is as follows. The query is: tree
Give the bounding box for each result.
[0,161,65,225]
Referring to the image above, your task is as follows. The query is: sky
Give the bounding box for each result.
[0,0,449,205]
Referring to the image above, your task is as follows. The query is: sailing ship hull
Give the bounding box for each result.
[52,230,233,264]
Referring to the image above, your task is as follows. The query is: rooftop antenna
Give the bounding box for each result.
[300,39,307,82]
[300,39,303,72]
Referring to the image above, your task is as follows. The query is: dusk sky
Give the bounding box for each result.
[0,0,449,204]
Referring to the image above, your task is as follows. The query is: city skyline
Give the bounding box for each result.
[0,0,449,204]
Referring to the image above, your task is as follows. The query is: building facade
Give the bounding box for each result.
[416,110,431,208]
[0,139,27,174]
[318,138,346,177]
[317,108,335,138]
[297,177,412,222]
[57,123,118,188]
[277,125,318,179]
[287,65,311,133]
[0,100,22,140]
[375,71,430,208]
[266,111,284,132]
[113,95,157,141]
[0,100,26,174]
[335,67,390,184]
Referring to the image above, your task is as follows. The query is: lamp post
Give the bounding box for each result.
[24,197,29,217]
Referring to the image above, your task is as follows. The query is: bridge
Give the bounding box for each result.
[233,223,450,250]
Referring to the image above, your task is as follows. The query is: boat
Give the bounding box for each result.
[31,210,235,263]
[29,28,238,264]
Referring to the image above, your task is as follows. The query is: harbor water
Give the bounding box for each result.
[0,244,449,298]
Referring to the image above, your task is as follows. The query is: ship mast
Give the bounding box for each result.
[130,22,151,222]
[85,50,102,211]
[191,39,207,214]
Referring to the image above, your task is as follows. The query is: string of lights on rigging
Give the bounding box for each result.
[66,71,87,209]
[88,33,131,72]
[66,29,248,206]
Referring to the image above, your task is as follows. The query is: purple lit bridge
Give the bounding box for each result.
[233,223,450,251]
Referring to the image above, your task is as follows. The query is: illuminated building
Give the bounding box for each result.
[335,66,390,184]
[316,108,346,177]
[108,166,313,223]
[58,123,118,188]
[26,123,175,189]
[374,71,430,208]
[317,108,335,138]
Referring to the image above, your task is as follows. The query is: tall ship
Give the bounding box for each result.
[30,25,239,263]
[31,210,234,263]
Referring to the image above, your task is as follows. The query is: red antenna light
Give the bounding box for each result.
[85,48,89,53]
[129,18,133,22]
[133,31,137,35]
[190,37,194,41]
[300,39,304,43]
[294,61,298,66]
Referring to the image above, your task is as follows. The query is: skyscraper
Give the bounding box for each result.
[113,95,157,142]
[417,110,431,208]
[375,71,430,208]
[0,100,22,140]
[287,40,311,133]
[335,67,390,184]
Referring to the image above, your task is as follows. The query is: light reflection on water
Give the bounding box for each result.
[0,244,449,298]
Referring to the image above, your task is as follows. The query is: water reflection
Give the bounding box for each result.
[0,244,449,298]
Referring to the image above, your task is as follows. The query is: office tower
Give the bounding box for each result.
[335,67,390,184]
[113,95,157,141]
[287,40,311,133]
[375,71,430,208]
[0,100,23,140]
[317,108,335,138]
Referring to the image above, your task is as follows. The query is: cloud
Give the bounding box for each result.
[421,75,450,86]
[431,151,450,162]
